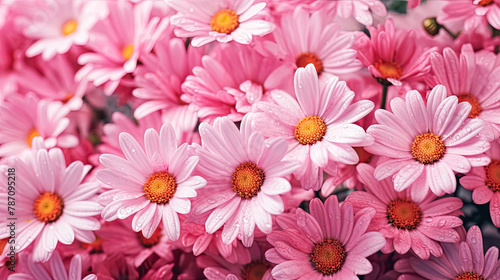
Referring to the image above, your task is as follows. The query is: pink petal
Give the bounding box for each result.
[343,255,373,275]
[472,186,494,204]
[296,208,323,243]
[162,204,181,241]
[271,260,314,280]
[119,133,152,175]
[205,197,240,234]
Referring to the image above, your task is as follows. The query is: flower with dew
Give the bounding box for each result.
[365,85,491,201]
[266,6,362,85]
[354,18,436,86]
[428,44,500,140]
[346,164,463,260]
[167,0,273,46]
[410,225,500,279]
[266,195,386,279]
[253,64,374,191]
[439,0,500,31]
[191,114,301,246]
[97,122,207,241]
[0,143,101,262]
[460,140,500,227]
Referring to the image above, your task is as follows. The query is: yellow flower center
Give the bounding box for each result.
[33,193,64,223]
[295,116,327,145]
[121,44,134,60]
[210,9,240,34]
[485,160,500,192]
[374,59,403,80]
[61,20,78,36]
[457,94,482,118]
[137,227,162,248]
[296,52,324,75]
[144,172,177,204]
[232,162,265,199]
[411,133,446,164]
[26,128,40,148]
[241,261,270,280]
[310,239,347,275]
[387,198,422,230]
[455,272,485,280]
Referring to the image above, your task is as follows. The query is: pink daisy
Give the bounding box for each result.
[460,140,500,227]
[8,251,96,280]
[410,225,500,279]
[428,44,500,140]
[76,0,167,95]
[253,64,374,191]
[346,164,463,260]
[0,146,102,262]
[354,18,436,86]
[0,94,78,158]
[191,114,300,246]
[365,85,491,200]
[97,122,207,241]
[335,0,387,26]
[267,6,362,85]
[439,0,500,30]
[167,0,273,46]
[266,195,386,279]
[11,0,107,60]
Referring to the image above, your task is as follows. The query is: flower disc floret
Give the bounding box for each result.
[296,53,323,74]
[374,59,403,80]
[210,9,239,34]
[485,160,500,192]
[387,198,422,230]
[457,94,482,118]
[144,171,177,204]
[455,272,485,280]
[242,261,270,280]
[33,192,64,223]
[295,116,327,145]
[232,162,265,199]
[310,239,347,275]
[411,133,446,164]
[137,227,162,248]
[61,20,78,36]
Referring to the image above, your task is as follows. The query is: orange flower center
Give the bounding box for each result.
[374,59,403,80]
[61,19,78,36]
[311,239,347,275]
[61,94,74,104]
[33,193,64,223]
[211,9,240,34]
[411,133,446,164]
[295,116,327,145]
[26,128,40,148]
[485,160,500,192]
[457,94,482,118]
[476,0,494,7]
[387,198,422,230]
[354,147,372,164]
[144,172,177,204]
[232,162,265,199]
[296,52,324,74]
[81,236,104,254]
[455,272,485,280]
[137,227,162,248]
[241,261,270,280]
[121,44,134,60]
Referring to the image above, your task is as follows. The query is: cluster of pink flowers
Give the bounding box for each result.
[1,0,500,279]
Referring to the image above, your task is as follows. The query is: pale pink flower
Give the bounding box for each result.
[167,0,273,46]
[77,0,167,95]
[192,115,300,246]
[460,140,500,227]
[253,64,374,191]
[355,18,436,86]
[428,44,500,140]
[439,0,500,30]
[365,85,491,200]
[8,251,96,280]
[347,164,463,260]
[266,195,386,279]
[265,6,362,85]
[0,146,102,262]
[335,0,386,26]
[0,94,78,158]
[11,0,107,60]
[97,122,207,241]
[410,225,500,279]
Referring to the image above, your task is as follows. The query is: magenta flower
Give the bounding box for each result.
[97,122,207,241]
[266,195,386,279]
[439,0,500,30]
[410,225,500,279]
[254,64,374,191]
[347,164,463,260]
[365,85,490,200]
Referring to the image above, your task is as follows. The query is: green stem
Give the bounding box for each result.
[381,84,389,110]
[440,25,459,40]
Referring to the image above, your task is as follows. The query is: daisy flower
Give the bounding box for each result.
[428,44,500,140]
[0,146,102,262]
[266,195,386,279]
[11,0,107,60]
[8,251,96,280]
[191,114,301,246]
[355,18,436,86]
[439,0,500,30]
[0,94,78,158]
[365,85,491,200]
[460,140,500,227]
[253,64,374,191]
[410,225,500,279]
[267,6,362,85]
[97,122,207,241]
[167,0,273,47]
[347,164,463,260]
